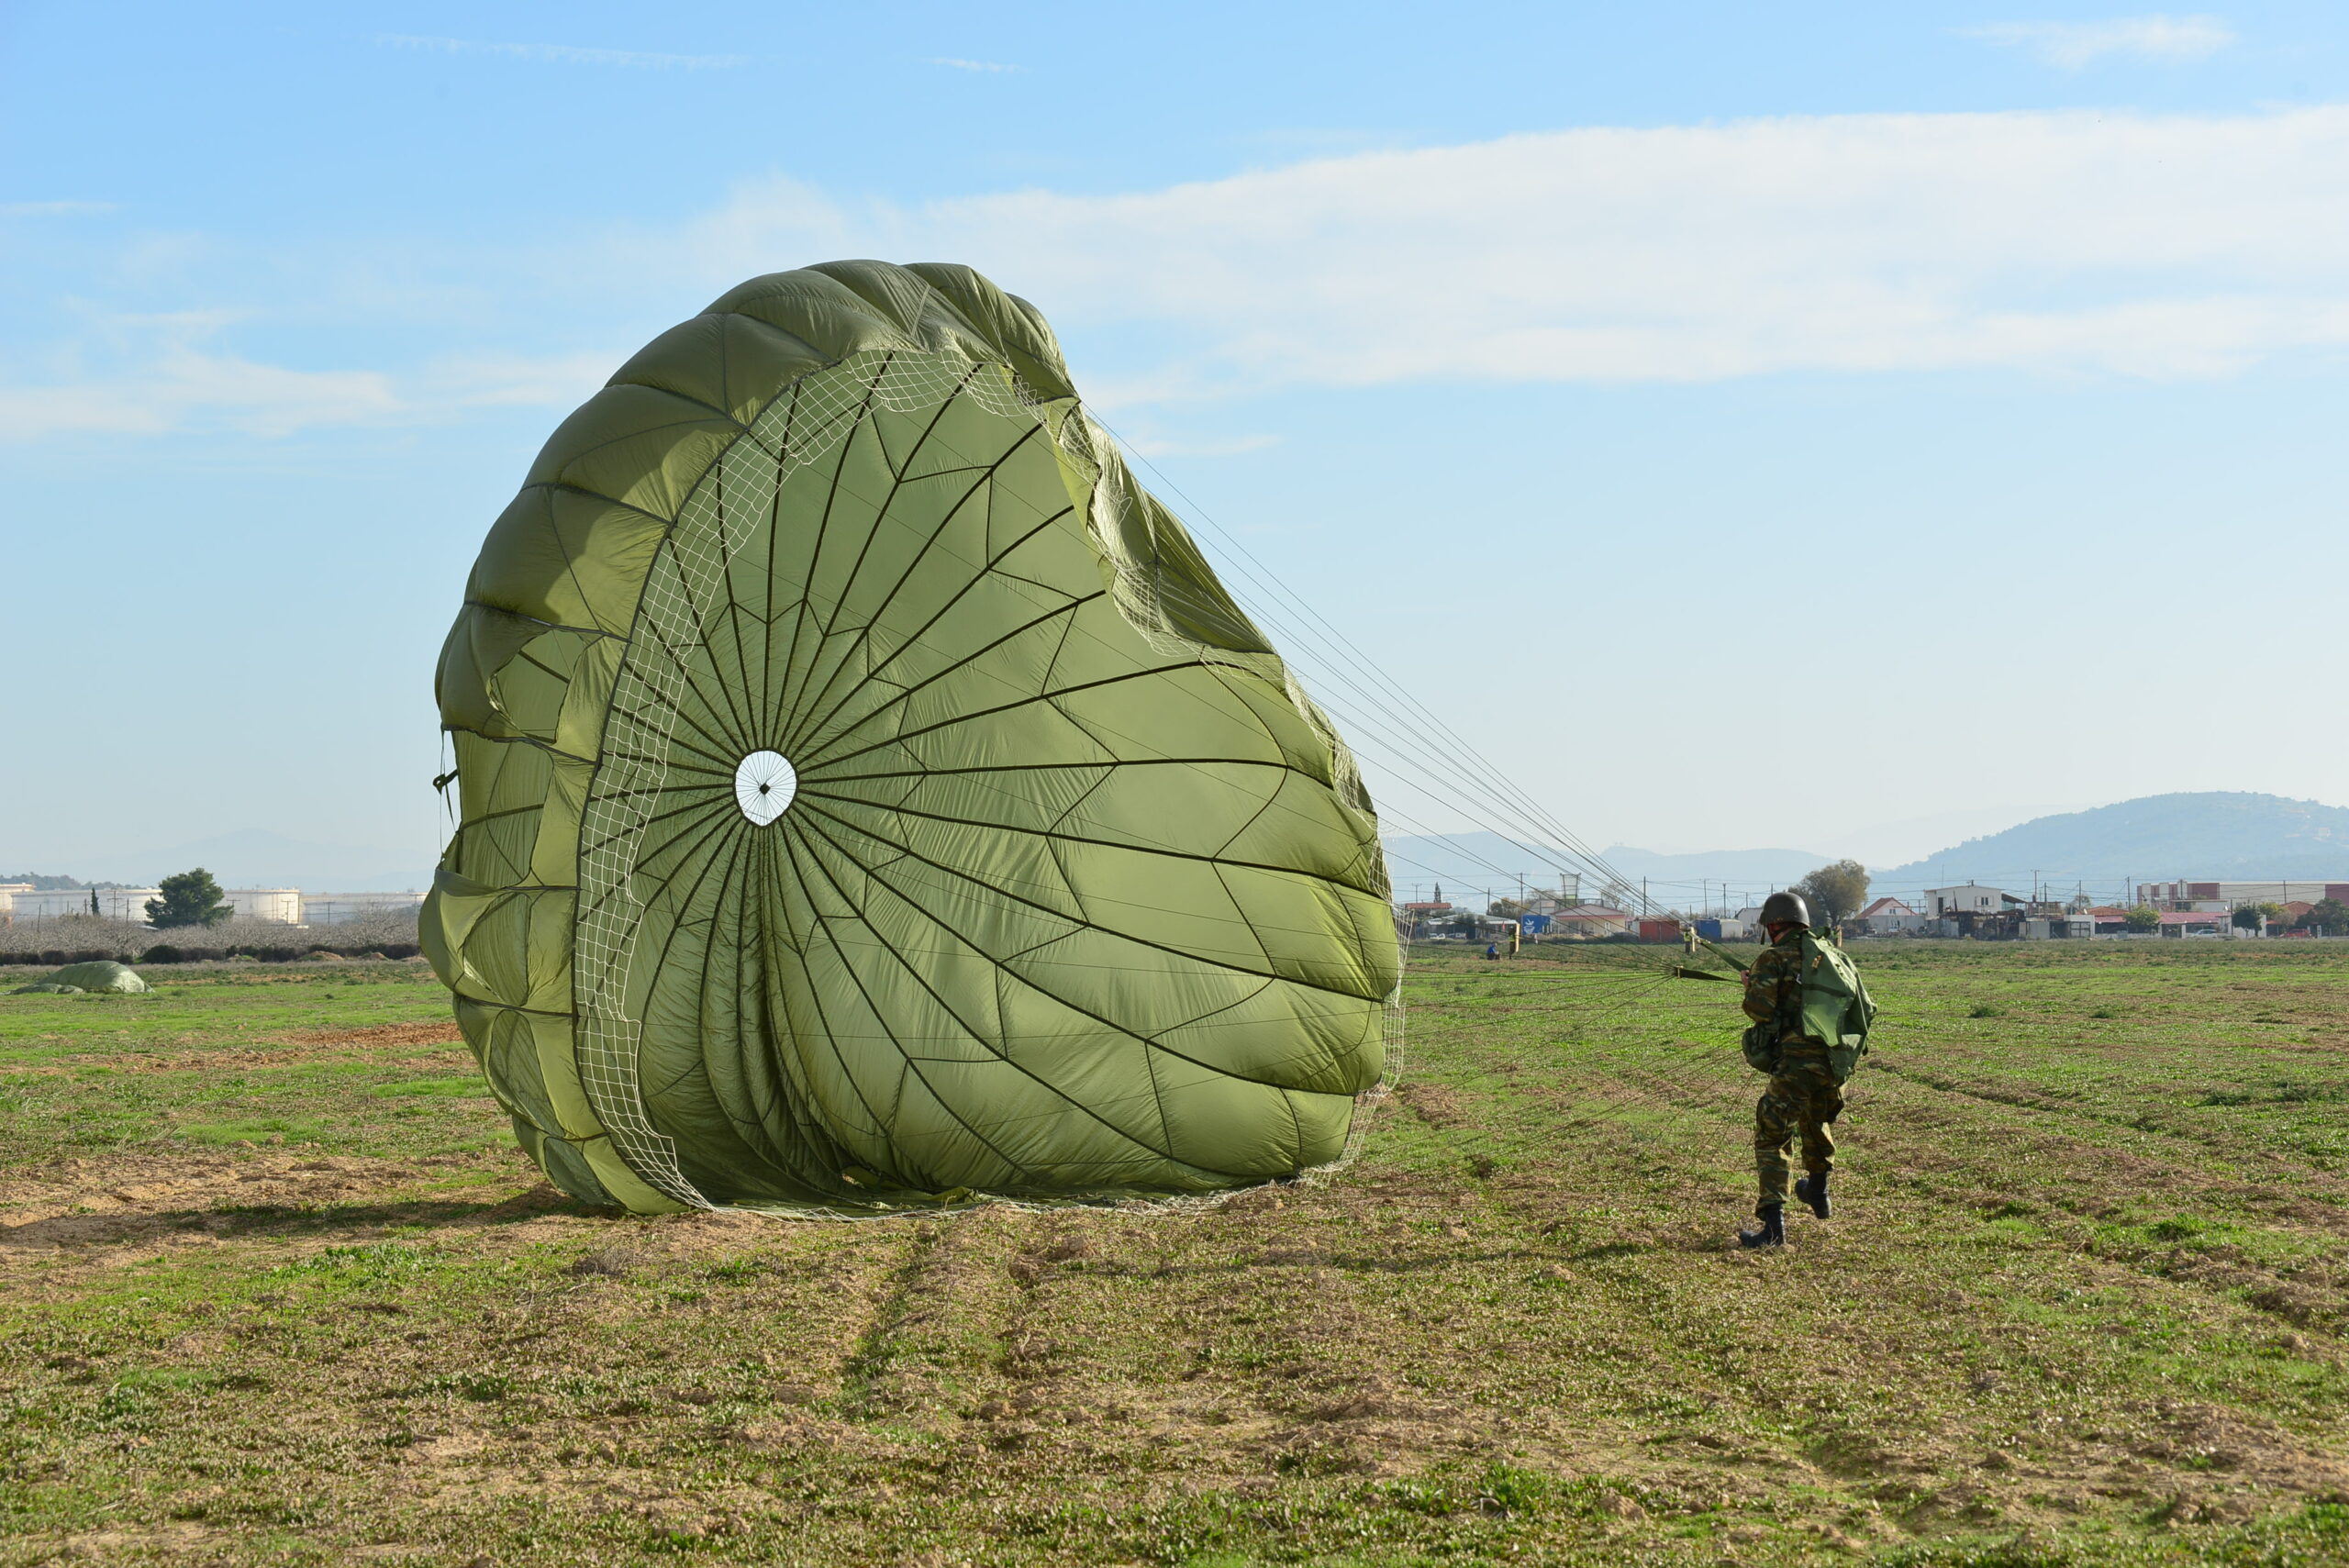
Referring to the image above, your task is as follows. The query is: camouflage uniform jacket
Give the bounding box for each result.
[1742,929,1820,1044]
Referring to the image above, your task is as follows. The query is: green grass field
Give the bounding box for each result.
[2,941,2344,1567]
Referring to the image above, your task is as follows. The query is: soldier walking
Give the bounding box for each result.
[1736,891,1856,1249]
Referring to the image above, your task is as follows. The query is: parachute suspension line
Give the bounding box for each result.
[1091,421,1665,916]
[1097,455,1628,912]
[1124,468,1634,895]
[436,730,457,849]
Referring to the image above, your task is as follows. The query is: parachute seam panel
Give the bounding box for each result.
[799,793,1397,906]
[782,420,1049,754]
[790,806,1276,1176]
[786,795,1385,1014]
[785,814,1063,1184]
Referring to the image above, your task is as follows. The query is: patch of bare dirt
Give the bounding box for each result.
[6,1043,473,1075]
[1397,1081,1468,1129]
[14,1521,219,1561]
[0,1150,521,1264]
[280,1021,465,1048]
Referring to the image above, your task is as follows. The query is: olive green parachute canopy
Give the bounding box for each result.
[423,261,1397,1214]
[39,962,147,995]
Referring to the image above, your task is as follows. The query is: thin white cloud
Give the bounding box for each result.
[0,313,399,439]
[377,34,749,70]
[20,104,2349,439]
[927,57,1023,73]
[0,357,400,439]
[1,200,119,217]
[685,106,2349,392]
[1959,14,2234,68]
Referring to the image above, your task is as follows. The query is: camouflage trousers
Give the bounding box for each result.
[1754,1049,1843,1211]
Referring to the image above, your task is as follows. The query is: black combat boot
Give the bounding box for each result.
[1794,1173,1831,1219]
[1737,1206,1787,1249]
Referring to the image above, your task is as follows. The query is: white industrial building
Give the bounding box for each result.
[0,884,415,928]
[227,888,304,924]
[302,891,427,925]
[0,886,164,924]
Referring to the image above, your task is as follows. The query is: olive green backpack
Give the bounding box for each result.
[1742,932,1877,1084]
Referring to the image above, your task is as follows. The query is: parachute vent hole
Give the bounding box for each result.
[733,751,797,826]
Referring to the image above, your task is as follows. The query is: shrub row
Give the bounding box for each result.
[4,943,424,967]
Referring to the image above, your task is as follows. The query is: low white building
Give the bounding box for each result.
[302,891,427,926]
[227,888,304,924]
[1923,884,2014,917]
[1551,904,1633,937]
[1850,896,1927,935]
[4,886,164,924]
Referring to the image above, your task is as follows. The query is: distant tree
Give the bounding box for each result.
[147,867,231,929]
[1486,896,1531,918]
[87,887,99,917]
[2306,898,2349,937]
[2232,906,2262,930]
[2123,906,2162,933]
[1793,860,1871,924]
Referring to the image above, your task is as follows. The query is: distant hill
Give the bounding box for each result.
[1380,831,1830,906]
[1383,794,2349,909]
[1881,793,2349,893]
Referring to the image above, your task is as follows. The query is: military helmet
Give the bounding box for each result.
[1758,891,1811,929]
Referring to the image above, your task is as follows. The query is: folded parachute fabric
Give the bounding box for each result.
[35,962,146,994]
[424,261,1399,1214]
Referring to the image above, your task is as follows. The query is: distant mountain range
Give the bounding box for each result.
[20,791,2342,906]
[1385,792,2349,908]
[1878,792,2349,891]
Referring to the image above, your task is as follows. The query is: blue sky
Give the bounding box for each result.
[6,3,2348,885]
